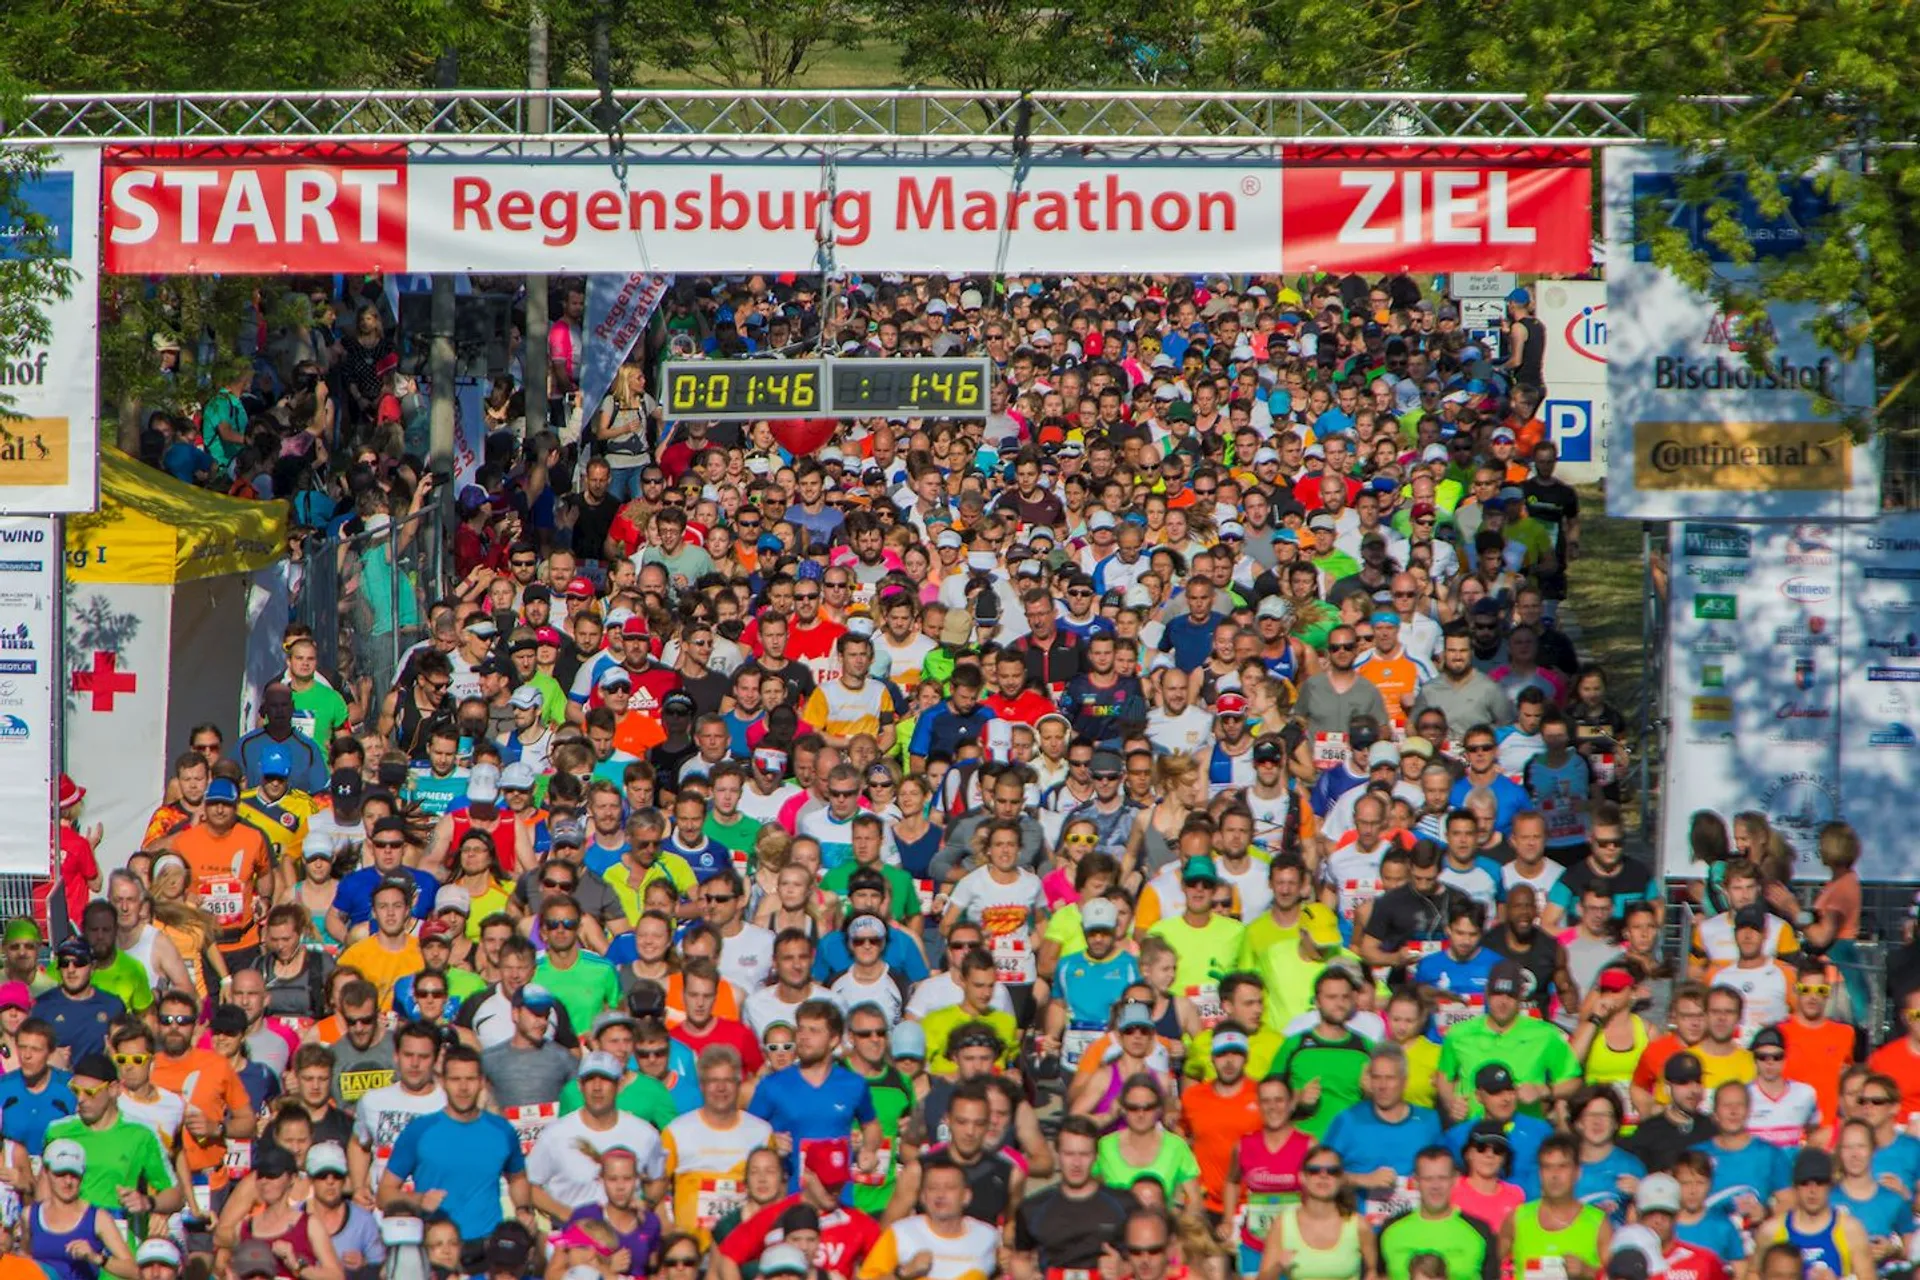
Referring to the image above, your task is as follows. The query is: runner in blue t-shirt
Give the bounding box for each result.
[1414,905,1503,1042]
[1321,1046,1444,1215]
[745,1000,881,1190]
[1051,903,1141,1026]
[380,1047,530,1240]
[0,1036,73,1153]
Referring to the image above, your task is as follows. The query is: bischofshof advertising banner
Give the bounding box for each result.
[98,144,1594,277]
[0,146,101,516]
[1604,146,1879,520]
[1662,515,1920,883]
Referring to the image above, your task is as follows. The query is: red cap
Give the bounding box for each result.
[683,522,707,548]
[1411,502,1437,521]
[1598,967,1636,993]
[803,1139,851,1188]
[374,352,400,377]
[565,576,597,599]
[1084,333,1104,358]
[419,919,459,943]
[620,617,650,638]
[1214,692,1249,716]
[535,626,565,647]
[57,774,84,810]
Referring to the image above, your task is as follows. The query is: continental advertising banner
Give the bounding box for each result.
[99,144,1594,277]
[0,146,101,515]
[1663,516,1920,881]
[1604,146,1879,520]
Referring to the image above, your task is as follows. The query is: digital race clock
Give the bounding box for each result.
[660,358,990,420]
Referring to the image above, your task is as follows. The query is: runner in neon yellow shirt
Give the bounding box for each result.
[1235,854,1345,1033]
[1146,857,1245,1003]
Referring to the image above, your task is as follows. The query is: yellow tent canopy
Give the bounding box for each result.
[66,447,289,585]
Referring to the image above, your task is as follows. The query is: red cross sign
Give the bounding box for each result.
[72,650,138,711]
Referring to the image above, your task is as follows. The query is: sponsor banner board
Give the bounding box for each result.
[1533,278,1609,482]
[0,518,57,875]
[1663,516,1920,881]
[1605,146,1878,519]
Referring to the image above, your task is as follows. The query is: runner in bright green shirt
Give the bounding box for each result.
[75,948,155,1016]
[845,1008,918,1216]
[1271,966,1376,1139]
[1145,857,1245,999]
[1377,1147,1499,1280]
[532,942,624,1037]
[44,1069,179,1214]
[1093,1075,1203,1211]
[1235,856,1346,1033]
[285,642,352,746]
[821,829,922,930]
[1435,959,1581,1121]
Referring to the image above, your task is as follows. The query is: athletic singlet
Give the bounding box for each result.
[1237,1129,1312,1249]
[1266,1205,1363,1280]
[1508,1200,1605,1274]
[1581,1015,1649,1101]
[123,925,159,984]
[1264,644,1299,686]
[1207,742,1257,797]
[241,1209,321,1277]
[1778,1208,1852,1276]
[29,1202,104,1280]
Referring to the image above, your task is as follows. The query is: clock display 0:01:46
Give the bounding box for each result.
[664,367,820,416]
[659,358,992,420]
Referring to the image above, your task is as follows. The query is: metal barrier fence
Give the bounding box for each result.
[295,506,448,696]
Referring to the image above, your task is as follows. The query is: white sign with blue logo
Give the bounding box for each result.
[1534,279,1609,483]
[0,517,56,874]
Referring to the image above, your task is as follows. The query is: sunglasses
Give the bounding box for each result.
[635,1047,669,1059]
[829,789,861,799]
[1864,1095,1895,1106]
[1302,1164,1342,1177]
[73,1081,111,1098]
[850,1028,887,1038]
[544,918,580,930]
[112,1052,151,1068]
[1594,836,1625,847]
[949,941,981,952]
[702,894,737,906]
[1063,833,1099,846]
[1327,642,1356,652]
[371,839,407,850]
[1126,1245,1167,1258]
[1122,1100,1159,1113]
[1754,1051,1784,1062]
[56,957,90,970]
[765,1041,796,1053]
[158,1013,195,1027]
[344,1014,379,1028]
[1796,983,1831,995]
[795,592,821,602]
[542,878,576,890]
[1091,771,1122,782]
[665,1258,701,1268]
[416,989,449,1000]
[867,777,895,789]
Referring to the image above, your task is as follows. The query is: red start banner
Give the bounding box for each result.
[102,144,1592,276]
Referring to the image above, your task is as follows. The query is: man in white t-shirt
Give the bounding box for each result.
[704,870,774,990]
[741,931,833,1038]
[1146,665,1213,758]
[527,1052,667,1212]
[737,746,802,827]
[349,1022,447,1196]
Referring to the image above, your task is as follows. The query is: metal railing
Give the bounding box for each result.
[295,507,448,696]
[0,88,1717,152]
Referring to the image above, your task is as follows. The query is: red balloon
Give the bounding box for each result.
[768,418,839,456]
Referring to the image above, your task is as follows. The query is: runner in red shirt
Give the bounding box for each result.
[716,1142,881,1280]
[983,651,1056,727]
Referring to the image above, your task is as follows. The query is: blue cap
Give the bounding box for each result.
[257,745,291,779]
[1370,611,1401,627]
[1506,288,1531,305]
[1273,529,1298,544]
[890,1021,927,1059]
[1369,476,1397,493]
[513,983,558,1014]
[757,534,784,554]
[204,777,240,804]
[1117,1002,1156,1032]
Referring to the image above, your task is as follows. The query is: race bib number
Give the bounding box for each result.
[992,934,1035,984]
[223,1140,254,1177]
[201,878,246,926]
[1362,1177,1419,1228]
[1186,984,1224,1030]
[1592,753,1618,786]
[507,1102,560,1155]
[1523,1260,1570,1280]
[1337,878,1382,922]
[1312,733,1347,770]
[850,1139,894,1187]
[1062,1026,1102,1072]
[696,1177,744,1230]
[1538,793,1585,841]
[917,880,944,918]
[1240,1195,1287,1246]
[1431,994,1484,1034]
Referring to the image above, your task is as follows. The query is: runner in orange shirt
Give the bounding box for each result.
[149,989,257,1205]
[1178,1026,1264,1215]
[1354,613,1428,726]
[160,776,274,965]
[1867,986,1920,1123]
[1775,959,1859,1122]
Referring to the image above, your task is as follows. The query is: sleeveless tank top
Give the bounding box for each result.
[30,1202,104,1280]
[1779,1208,1852,1276]
[1581,1015,1649,1098]
[123,924,159,984]
[1264,643,1299,685]
[241,1209,319,1277]
[158,920,211,1000]
[1237,1129,1312,1249]
[1266,1206,1363,1280]
[1207,742,1256,797]
[1509,1200,1605,1274]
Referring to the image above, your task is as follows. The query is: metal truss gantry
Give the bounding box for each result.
[0,88,1704,157]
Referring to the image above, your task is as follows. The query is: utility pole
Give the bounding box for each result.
[523,5,550,437]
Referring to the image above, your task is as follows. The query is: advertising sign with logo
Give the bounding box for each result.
[100,145,1594,277]
[1604,147,1879,520]
[0,518,56,875]
[1665,516,1920,881]
[1533,279,1608,482]
[0,147,101,514]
